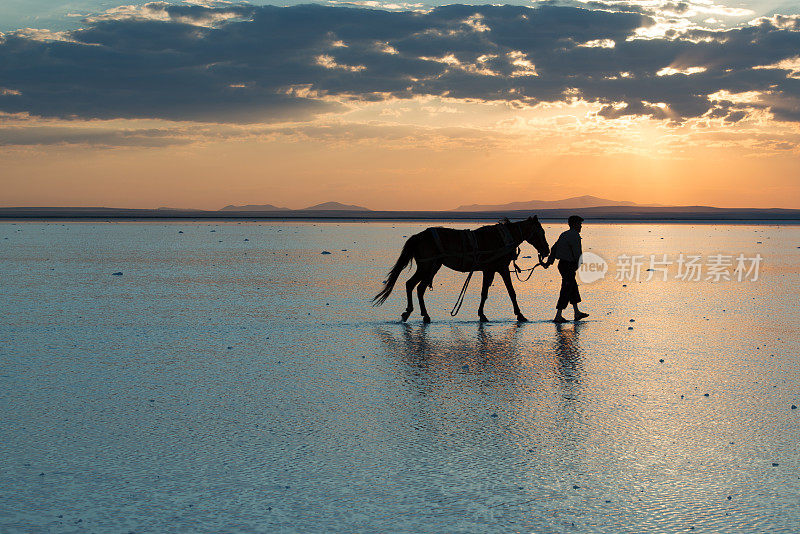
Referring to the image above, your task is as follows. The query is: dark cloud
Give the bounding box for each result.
[0,2,799,124]
[660,2,690,15]
[598,101,670,120]
[0,125,193,146]
[583,1,651,14]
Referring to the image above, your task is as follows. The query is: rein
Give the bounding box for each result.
[512,245,547,281]
[513,257,546,281]
[450,271,474,316]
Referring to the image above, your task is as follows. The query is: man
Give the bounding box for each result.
[544,215,589,323]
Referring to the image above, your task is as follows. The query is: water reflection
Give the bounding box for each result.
[373,322,590,470]
[373,322,586,404]
[554,322,584,395]
[374,323,526,381]
[550,323,585,453]
[373,323,530,432]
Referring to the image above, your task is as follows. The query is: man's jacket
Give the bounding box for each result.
[550,229,582,263]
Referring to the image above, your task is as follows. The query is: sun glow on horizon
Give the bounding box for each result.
[2,91,800,210]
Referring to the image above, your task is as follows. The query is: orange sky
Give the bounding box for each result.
[2,101,799,210]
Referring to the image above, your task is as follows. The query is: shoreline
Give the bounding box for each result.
[1,206,800,223]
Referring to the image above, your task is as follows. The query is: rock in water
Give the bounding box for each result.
[112,272,123,276]
[321,251,332,255]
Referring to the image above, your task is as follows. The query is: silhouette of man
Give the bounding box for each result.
[544,215,589,323]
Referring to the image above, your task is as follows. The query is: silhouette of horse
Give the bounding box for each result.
[373,216,550,323]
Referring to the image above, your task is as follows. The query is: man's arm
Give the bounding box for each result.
[544,237,559,267]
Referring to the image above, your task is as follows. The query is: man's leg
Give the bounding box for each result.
[554,261,571,323]
[564,263,588,320]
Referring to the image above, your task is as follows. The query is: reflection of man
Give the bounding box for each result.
[544,215,589,323]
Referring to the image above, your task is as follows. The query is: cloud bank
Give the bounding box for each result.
[1,2,799,124]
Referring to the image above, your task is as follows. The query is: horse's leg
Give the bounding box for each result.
[478,270,495,322]
[499,268,527,322]
[402,270,422,322]
[417,264,440,323]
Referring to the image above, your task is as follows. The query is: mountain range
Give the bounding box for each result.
[220,196,641,212]
[221,201,370,211]
[452,195,642,211]
[220,203,289,211]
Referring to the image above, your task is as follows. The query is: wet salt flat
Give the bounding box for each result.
[1,220,799,533]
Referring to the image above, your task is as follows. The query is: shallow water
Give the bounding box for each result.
[1,221,799,533]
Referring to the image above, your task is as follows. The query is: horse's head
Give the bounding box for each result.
[523,216,549,261]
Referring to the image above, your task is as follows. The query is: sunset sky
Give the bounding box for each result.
[1,0,799,210]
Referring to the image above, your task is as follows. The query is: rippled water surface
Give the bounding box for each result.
[1,220,799,533]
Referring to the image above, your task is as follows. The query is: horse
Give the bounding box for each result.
[373,216,550,323]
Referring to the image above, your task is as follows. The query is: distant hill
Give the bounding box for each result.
[303,201,371,211]
[220,201,371,211]
[220,203,290,211]
[453,195,639,211]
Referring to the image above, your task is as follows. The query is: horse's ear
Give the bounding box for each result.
[532,215,538,222]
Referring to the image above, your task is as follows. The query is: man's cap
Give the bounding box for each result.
[568,215,584,226]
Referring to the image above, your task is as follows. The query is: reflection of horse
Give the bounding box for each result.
[373,323,526,384]
[373,217,550,323]
[374,322,584,397]
[375,323,524,364]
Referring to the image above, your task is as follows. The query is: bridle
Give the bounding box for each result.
[517,220,548,264]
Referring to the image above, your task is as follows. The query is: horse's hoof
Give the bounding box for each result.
[479,315,489,323]
[401,311,410,322]
[422,316,431,324]
[517,314,529,322]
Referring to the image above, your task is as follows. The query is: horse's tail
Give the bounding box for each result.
[372,235,418,306]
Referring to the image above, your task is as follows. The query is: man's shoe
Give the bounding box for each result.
[574,312,589,321]
[553,316,568,324]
